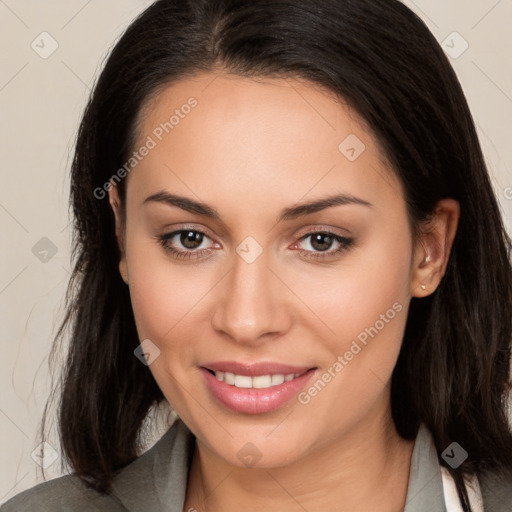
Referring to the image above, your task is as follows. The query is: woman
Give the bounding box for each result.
[2,0,511,511]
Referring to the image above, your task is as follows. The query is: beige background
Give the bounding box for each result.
[1,0,511,502]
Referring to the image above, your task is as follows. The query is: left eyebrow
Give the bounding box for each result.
[142,191,372,222]
[278,194,373,221]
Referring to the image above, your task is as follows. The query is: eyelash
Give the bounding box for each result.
[156,228,354,262]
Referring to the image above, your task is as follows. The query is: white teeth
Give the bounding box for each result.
[214,371,303,389]
[271,374,285,386]
[234,375,252,388]
[252,375,272,388]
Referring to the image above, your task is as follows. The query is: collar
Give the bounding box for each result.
[111,419,450,512]
[404,422,447,512]
[111,419,194,511]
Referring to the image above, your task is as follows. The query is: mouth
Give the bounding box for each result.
[199,362,318,414]
[202,367,311,389]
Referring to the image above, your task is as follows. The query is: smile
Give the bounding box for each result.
[199,363,317,414]
[208,369,309,389]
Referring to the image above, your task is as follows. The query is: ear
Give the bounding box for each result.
[411,198,460,297]
[108,182,129,285]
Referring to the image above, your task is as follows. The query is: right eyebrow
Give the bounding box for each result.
[143,191,221,219]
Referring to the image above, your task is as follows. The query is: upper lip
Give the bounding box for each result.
[201,361,316,377]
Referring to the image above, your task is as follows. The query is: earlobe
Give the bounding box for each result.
[119,261,129,285]
[411,198,460,298]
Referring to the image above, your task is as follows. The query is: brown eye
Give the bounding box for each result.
[157,229,217,261]
[309,233,335,251]
[180,231,204,249]
[296,231,354,261]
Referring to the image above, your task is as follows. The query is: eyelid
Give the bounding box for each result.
[160,228,218,248]
[294,224,353,239]
[159,223,218,240]
[292,230,353,252]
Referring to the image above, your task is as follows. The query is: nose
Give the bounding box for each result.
[210,248,293,347]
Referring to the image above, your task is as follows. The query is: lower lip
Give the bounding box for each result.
[200,367,317,414]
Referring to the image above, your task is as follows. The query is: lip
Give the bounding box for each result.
[199,362,317,414]
[201,360,313,377]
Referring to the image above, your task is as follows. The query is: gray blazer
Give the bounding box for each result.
[1,419,511,511]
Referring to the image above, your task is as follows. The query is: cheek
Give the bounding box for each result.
[124,231,205,358]
[126,250,211,411]
[324,226,412,404]
[288,234,412,434]
[294,221,412,351]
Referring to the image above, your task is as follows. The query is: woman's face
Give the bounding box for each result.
[110,72,432,468]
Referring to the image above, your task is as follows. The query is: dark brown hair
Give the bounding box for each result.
[41,0,512,509]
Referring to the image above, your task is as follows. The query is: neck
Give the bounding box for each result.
[183,408,415,512]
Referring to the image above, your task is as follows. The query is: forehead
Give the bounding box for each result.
[126,72,402,213]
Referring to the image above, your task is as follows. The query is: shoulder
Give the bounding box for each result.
[479,466,512,511]
[0,474,127,511]
[0,418,195,512]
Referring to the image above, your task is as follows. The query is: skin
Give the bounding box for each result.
[109,71,459,512]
